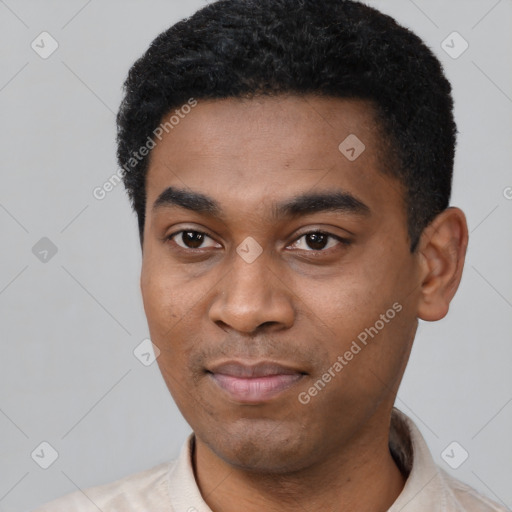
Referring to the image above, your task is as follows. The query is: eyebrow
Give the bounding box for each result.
[152,186,371,219]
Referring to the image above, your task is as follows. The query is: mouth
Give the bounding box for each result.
[206,361,306,404]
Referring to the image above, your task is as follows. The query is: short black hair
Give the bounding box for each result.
[116,0,456,252]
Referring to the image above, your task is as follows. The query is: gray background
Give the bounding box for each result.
[0,0,511,510]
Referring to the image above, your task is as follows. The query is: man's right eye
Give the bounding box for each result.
[167,230,221,250]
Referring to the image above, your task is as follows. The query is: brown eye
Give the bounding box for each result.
[304,232,328,250]
[289,231,350,252]
[168,230,220,250]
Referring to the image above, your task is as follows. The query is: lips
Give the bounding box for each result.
[207,361,305,403]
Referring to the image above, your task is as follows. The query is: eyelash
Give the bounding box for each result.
[165,229,352,254]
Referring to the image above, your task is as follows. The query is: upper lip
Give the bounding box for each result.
[208,360,305,378]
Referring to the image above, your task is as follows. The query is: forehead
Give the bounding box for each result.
[145,95,404,220]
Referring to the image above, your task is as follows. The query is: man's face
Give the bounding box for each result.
[141,95,422,473]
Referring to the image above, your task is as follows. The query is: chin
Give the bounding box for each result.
[199,417,316,474]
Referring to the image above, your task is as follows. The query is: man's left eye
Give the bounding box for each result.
[288,231,351,251]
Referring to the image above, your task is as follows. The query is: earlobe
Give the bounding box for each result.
[416,207,469,322]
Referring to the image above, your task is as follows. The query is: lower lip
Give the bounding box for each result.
[210,373,303,403]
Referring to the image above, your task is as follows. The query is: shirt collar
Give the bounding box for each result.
[387,408,448,511]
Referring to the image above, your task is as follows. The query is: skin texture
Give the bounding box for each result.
[140,95,468,512]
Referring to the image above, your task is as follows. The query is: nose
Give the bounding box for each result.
[208,248,295,334]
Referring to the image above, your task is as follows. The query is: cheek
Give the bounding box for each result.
[141,274,172,331]
[298,269,394,340]
[140,258,207,374]
[140,267,187,374]
[140,253,192,325]
[296,257,413,384]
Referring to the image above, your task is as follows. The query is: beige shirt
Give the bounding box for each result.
[32,409,508,511]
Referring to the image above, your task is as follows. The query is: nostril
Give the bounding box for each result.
[215,320,230,332]
[259,321,279,330]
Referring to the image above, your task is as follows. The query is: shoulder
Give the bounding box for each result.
[31,461,175,511]
[439,468,510,512]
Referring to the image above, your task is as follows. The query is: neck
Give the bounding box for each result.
[193,412,407,512]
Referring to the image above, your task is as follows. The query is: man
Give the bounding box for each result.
[33,0,508,510]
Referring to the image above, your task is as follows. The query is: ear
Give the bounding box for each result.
[416,207,469,322]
